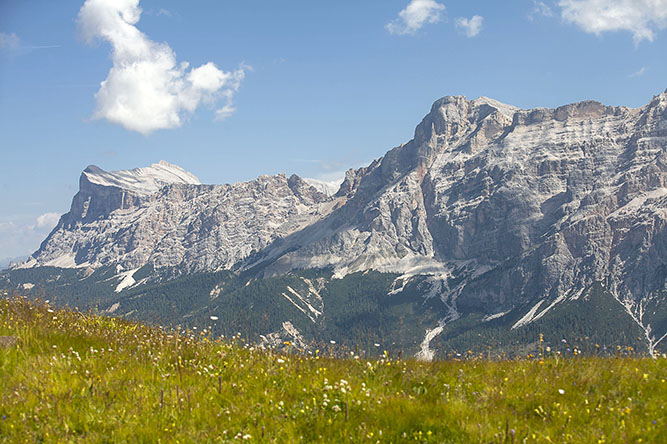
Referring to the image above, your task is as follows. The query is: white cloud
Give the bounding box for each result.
[77,0,245,135]
[386,0,446,35]
[0,32,60,53]
[529,1,555,20]
[0,213,61,259]
[0,32,21,50]
[456,15,484,37]
[629,67,646,77]
[559,0,667,43]
[35,213,60,230]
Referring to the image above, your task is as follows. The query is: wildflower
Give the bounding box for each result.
[330,340,336,344]
[558,389,565,395]
[210,316,218,321]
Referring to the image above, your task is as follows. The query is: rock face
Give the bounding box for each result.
[30,161,333,272]
[24,91,667,352]
[262,93,666,310]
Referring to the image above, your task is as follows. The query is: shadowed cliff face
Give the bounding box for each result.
[25,92,667,319]
[66,169,146,224]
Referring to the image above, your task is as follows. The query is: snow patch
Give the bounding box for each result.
[280,283,324,323]
[21,283,35,290]
[281,291,311,320]
[14,257,38,269]
[84,160,200,196]
[473,96,521,119]
[287,285,322,316]
[511,300,545,330]
[44,254,78,268]
[259,320,308,350]
[482,310,509,322]
[115,268,139,293]
[104,302,120,314]
[531,293,567,324]
[388,276,411,295]
[302,278,322,299]
[617,296,666,357]
[416,324,445,362]
[210,283,223,299]
[569,287,586,301]
[281,321,307,348]
[422,277,445,300]
[303,177,343,197]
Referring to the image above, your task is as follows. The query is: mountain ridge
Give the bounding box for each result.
[8,90,667,358]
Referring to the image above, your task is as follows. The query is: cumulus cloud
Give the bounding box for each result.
[455,15,484,37]
[386,0,446,35]
[77,0,245,135]
[559,0,667,43]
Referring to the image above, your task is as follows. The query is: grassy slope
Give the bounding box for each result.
[0,297,665,443]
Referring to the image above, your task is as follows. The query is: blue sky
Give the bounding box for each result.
[1,0,666,262]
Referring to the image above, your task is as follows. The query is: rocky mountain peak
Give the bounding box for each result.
[82,160,200,196]
[413,95,517,148]
[27,164,338,271]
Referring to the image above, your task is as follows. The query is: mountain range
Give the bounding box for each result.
[3,90,666,359]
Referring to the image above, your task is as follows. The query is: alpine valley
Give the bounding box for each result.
[3,91,667,359]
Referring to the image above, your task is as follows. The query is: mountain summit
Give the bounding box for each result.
[82,160,201,195]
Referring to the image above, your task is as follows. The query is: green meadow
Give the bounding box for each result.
[0,296,664,443]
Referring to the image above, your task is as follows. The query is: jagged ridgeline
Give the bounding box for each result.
[3,91,667,358]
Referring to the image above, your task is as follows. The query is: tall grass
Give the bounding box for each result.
[0,296,664,443]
